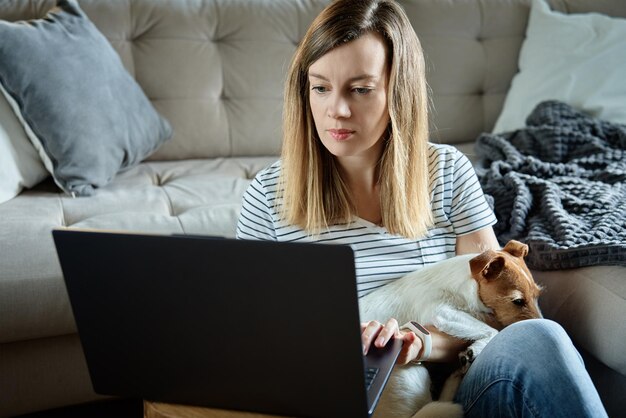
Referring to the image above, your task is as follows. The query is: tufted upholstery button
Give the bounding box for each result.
[153,173,162,187]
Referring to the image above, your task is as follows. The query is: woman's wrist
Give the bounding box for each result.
[425,325,470,363]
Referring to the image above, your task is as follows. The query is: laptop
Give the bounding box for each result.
[52,229,402,418]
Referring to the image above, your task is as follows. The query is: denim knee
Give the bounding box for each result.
[502,318,580,363]
[456,319,607,418]
[504,318,568,342]
[497,318,580,364]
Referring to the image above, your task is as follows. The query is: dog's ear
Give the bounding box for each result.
[503,240,528,258]
[470,251,505,281]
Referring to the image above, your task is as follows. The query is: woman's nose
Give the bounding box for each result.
[327,94,351,119]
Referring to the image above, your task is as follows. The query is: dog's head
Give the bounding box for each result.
[469,240,543,328]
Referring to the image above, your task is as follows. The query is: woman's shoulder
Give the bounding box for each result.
[254,160,281,181]
[427,142,465,169]
[249,160,282,193]
[427,142,462,157]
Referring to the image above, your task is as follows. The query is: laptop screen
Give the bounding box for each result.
[53,230,400,418]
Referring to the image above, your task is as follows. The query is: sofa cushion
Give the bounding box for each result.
[0,157,276,344]
[493,0,626,133]
[534,266,626,376]
[401,0,529,144]
[0,0,172,197]
[0,91,48,204]
[0,334,105,416]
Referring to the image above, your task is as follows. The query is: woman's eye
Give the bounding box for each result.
[353,87,372,95]
[311,86,327,93]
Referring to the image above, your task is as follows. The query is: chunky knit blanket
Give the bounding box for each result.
[475,101,626,270]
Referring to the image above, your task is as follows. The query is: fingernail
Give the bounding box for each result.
[363,344,367,355]
[376,336,385,346]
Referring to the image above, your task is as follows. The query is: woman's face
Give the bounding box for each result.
[308,32,390,165]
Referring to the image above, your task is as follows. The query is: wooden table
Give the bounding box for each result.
[144,401,290,418]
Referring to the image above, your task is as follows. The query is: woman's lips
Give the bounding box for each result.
[327,129,355,140]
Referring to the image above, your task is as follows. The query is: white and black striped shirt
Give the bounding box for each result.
[236,143,497,297]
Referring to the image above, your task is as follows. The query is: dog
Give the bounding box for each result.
[359,240,543,418]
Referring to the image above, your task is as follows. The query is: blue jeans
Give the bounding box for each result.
[454,319,608,417]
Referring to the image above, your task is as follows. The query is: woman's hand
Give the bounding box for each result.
[360,319,424,365]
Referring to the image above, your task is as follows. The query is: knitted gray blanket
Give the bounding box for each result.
[475,101,626,270]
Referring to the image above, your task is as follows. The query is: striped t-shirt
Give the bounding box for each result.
[236,143,497,298]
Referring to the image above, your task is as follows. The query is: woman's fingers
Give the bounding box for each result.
[361,320,384,355]
[396,331,423,365]
[361,318,400,355]
[361,320,426,363]
[374,318,399,348]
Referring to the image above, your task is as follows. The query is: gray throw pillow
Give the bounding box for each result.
[0,0,173,197]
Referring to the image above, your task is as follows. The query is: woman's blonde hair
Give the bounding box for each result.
[279,0,432,238]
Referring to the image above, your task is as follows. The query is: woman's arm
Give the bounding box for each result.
[363,320,470,364]
[363,226,501,364]
[456,226,500,255]
[424,227,500,362]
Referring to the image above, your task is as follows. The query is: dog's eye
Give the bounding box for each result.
[513,298,526,306]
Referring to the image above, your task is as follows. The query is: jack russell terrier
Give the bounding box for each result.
[359,240,543,418]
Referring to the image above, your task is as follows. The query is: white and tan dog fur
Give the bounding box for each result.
[359,240,543,418]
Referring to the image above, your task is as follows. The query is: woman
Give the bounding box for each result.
[236,0,607,416]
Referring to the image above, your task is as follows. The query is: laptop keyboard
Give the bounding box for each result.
[365,367,379,391]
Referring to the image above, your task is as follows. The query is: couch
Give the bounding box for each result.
[0,0,624,417]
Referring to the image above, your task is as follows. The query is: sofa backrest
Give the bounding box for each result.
[1,0,623,160]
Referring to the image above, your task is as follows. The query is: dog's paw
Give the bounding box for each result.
[458,348,475,374]
[467,337,490,357]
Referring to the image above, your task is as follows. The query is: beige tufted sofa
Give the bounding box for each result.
[1,0,625,417]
